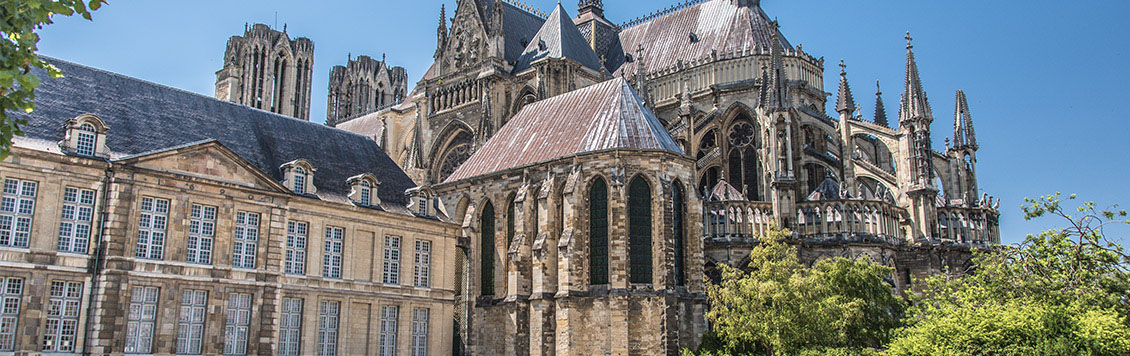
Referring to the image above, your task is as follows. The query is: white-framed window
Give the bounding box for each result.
[293,167,307,195]
[285,221,308,275]
[0,178,37,248]
[43,281,82,352]
[382,236,401,285]
[76,123,96,156]
[317,301,340,356]
[379,305,399,356]
[413,240,431,288]
[279,298,303,356]
[125,286,158,354]
[0,278,23,351]
[224,293,252,356]
[177,290,208,355]
[411,308,429,356]
[57,187,95,254]
[323,226,344,278]
[419,197,428,216]
[135,197,169,259]
[187,204,217,264]
[233,211,260,269]
[359,181,372,206]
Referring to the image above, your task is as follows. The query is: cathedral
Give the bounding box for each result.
[0,0,1000,355]
[332,0,1002,354]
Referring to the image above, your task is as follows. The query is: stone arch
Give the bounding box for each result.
[430,120,475,182]
[511,86,537,118]
[627,174,654,284]
[697,164,722,196]
[851,133,896,174]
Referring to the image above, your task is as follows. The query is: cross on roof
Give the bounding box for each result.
[905,31,914,49]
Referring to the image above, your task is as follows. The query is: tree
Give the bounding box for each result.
[0,0,105,159]
[689,226,905,355]
[886,193,1130,356]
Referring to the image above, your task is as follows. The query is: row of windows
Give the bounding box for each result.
[479,176,688,295]
[125,286,430,356]
[0,177,433,289]
[0,278,82,352]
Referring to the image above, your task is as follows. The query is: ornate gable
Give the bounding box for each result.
[446,0,490,73]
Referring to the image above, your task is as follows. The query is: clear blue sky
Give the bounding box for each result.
[37,0,1130,245]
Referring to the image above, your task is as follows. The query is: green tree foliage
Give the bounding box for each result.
[0,0,105,159]
[887,193,1130,356]
[689,227,905,355]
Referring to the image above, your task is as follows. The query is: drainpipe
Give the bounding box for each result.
[82,163,114,356]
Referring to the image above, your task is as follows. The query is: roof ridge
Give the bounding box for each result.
[619,0,708,29]
[40,56,375,141]
[501,0,547,19]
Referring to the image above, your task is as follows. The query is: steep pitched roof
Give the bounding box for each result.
[835,61,856,114]
[444,78,682,182]
[899,33,933,123]
[613,0,790,75]
[11,57,417,209]
[513,3,603,73]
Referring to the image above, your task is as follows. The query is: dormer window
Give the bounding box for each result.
[347,174,381,207]
[406,187,434,217]
[62,114,109,158]
[280,160,317,196]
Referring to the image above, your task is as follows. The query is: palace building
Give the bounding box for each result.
[0,0,1000,355]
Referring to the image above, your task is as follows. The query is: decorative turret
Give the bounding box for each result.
[435,4,448,59]
[578,0,604,17]
[874,80,890,128]
[761,21,789,110]
[899,32,933,125]
[835,59,856,116]
[952,90,977,151]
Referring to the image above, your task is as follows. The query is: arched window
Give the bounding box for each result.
[589,178,609,285]
[628,176,653,284]
[480,201,496,296]
[672,181,686,286]
[76,123,96,156]
[293,168,307,195]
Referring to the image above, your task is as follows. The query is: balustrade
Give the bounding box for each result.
[936,206,1000,246]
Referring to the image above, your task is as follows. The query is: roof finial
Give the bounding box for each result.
[838,59,846,76]
[905,31,914,50]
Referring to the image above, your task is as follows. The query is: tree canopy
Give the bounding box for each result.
[690,194,1130,356]
[0,0,105,159]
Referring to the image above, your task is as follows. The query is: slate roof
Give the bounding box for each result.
[444,78,683,183]
[706,180,745,202]
[513,4,603,73]
[11,57,416,210]
[612,0,790,75]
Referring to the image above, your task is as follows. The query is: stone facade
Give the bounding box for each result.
[215,23,315,121]
[326,55,410,127]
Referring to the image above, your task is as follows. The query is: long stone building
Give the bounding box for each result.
[3,59,458,355]
[333,0,1002,354]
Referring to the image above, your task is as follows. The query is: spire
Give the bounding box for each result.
[762,20,789,110]
[874,80,890,128]
[835,59,855,115]
[899,31,933,123]
[952,90,978,150]
[435,4,448,58]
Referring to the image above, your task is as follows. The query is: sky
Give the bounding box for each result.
[36,0,1130,245]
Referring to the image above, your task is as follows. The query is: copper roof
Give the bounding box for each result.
[444,78,683,183]
[613,0,790,75]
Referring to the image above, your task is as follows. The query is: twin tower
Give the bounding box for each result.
[213,23,408,125]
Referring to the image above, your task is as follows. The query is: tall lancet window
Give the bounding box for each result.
[589,177,609,285]
[628,176,653,284]
[480,201,495,296]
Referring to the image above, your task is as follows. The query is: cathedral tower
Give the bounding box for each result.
[325,54,409,127]
[215,24,314,120]
[897,32,939,240]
